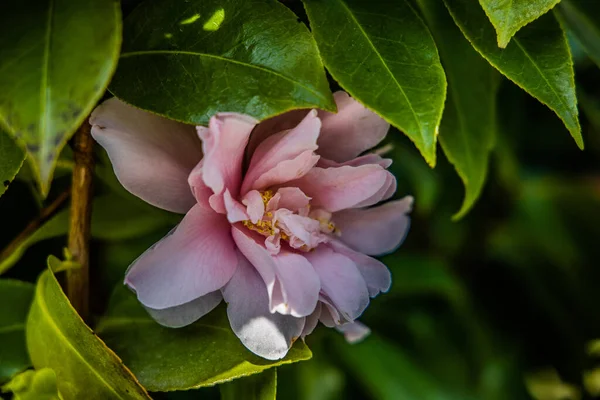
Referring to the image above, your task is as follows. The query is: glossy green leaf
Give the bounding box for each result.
[417,0,497,219]
[334,335,453,400]
[0,0,121,195]
[0,129,25,198]
[26,267,150,399]
[1,369,60,400]
[0,193,175,275]
[444,0,583,150]
[0,280,34,383]
[478,0,561,48]
[96,285,312,391]
[303,0,446,167]
[558,0,600,68]
[110,0,334,125]
[220,369,277,400]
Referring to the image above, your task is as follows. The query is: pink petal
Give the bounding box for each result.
[224,190,249,223]
[318,153,393,169]
[188,113,257,213]
[245,110,309,159]
[267,187,311,213]
[125,202,237,309]
[144,291,222,328]
[353,171,397,209]
[291,165,389,212]
[253,150,320,191]
[242,190,265,224]
[301,302,322,339]
[242,110,321,194]
[317,91,390,162]
[328,241,391,297]
[333,196,413,255]
[90,98,201,214]
[336,321,371,343]
[319,296,342,327]
[232,226,320,317]
[305,247,369,321]
[222,253,305,360]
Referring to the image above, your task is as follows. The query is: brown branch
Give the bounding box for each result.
[0,188,70,265]
[66,120,94,321]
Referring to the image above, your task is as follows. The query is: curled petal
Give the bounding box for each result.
[336,321,371,343]
[222,253,305,360]
[232,226,320,317]
[145,291,222,328]
[301,303,322,339]
[317,91,390,162]
[242,190,265,224]
[328,241,391,297]
[188,113,257,213]
[291,165,389,212]
[90,98,201,213]
[125,202,237,309]
[305,247,369,321]
[334,196,413,256]
[242,110,321,194]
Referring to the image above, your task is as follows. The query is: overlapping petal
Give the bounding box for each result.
[90,98,201,213]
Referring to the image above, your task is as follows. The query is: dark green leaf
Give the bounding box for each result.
[478,0,561,48]
[1,369,60,400]
[417,0,497,219]
[302,0,446,166]
[96,285,312,391]
[26,266,150,399]
[220,369,277,400]
[0,280,34,383]
[0,129,25,198]
[444,0,583,149]
[0,0,121,195]
[110,0,334,125]
[334,335,454,400]
[557,0,600,68]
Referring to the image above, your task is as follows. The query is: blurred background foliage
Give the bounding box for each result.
[1,0,600,399]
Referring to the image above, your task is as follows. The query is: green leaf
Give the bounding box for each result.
[0,0,121,195]
[334,335,454,400]
[0,280,34,383]
[443,0,583,150]
[96,285,312,391]
[0,129,25,198]
[220,369,277,400]
[478,0,561,48]
[0,193,175,275]
[26,267,150,399]
[1,369,60,400]
[416,0,497,219]
[557,0,600,68]
[302,0,446,167]
[109,0,334,125]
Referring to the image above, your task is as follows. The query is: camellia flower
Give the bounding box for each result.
[90,92,413,360]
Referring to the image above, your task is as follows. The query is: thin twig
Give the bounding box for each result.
[66,120,94,321]
[0,188,70,264]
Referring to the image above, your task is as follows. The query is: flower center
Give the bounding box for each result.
[242,189,338,253]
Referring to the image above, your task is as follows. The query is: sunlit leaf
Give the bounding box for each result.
[26,266,150,399]
[478,0,561,48]
[110,0,334,125]
[417,0,497,219]
[220,369,277,400]
[96,285,312,391]
[1,369,60,400]
[443,0,583,149]
[0,0,121,195]
[557,0,600,68]
[303,0,446,166]
[0,280,34,383]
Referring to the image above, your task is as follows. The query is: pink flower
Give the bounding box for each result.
[90,92,413,360]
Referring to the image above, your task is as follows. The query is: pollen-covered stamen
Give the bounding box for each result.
[242,189,338,252]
